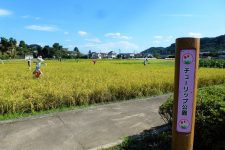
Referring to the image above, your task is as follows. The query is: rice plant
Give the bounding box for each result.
[0,59,225,115]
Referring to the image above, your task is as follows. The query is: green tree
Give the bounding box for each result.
[19,40,26,48]
[52,43,60,58]
[17,40,28,56]
[52,43,65,58]
[8,38,17,58]
[53,43,60,50]
[42,45,51,58]
[153,52,160,59]
[74,47,80,58]
[37,45,43,56]
[88,50,92,59]
[0,37,9,55]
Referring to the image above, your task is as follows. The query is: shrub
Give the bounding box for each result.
[199,59,225,68]
[103,124,172,150]
[159,84,225,150]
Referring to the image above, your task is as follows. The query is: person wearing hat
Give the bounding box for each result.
[33,56,45,78]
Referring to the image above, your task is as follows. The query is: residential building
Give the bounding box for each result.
[91,52,102,59]
[100,53,108,59]
[117,53,135,59]
[108,51,117,59]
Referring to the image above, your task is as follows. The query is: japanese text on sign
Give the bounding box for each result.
[177,50,196,133]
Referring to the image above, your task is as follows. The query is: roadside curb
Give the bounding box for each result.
[88,140,123,150]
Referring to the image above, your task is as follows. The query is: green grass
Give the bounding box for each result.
[0,104,89,121]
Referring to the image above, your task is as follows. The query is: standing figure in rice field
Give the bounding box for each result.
[144,57,148,66]
[33,56,45,78]
[27,57,32,70]
[93,59,97,65]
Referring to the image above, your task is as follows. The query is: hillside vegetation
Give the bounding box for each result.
[141,34,225,56]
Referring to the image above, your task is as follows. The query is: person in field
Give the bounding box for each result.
[93,59,97,64]
[144,57,148,65]
[27,57,32,70]
[33,56,45,78]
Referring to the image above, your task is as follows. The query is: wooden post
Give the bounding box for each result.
[172,38,200,150]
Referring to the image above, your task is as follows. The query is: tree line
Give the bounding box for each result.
[0,37,84,59]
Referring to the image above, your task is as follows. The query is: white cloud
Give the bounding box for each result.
[154,36,163,39]
[80,41,138,52]
[153,40,160,44]
[21,15,41,20]
[35,17,40,20]
[85,38,101,43]
[153,35,173,42]
[162,14,193,17]
[21,15,30,18]
[0,9,12,16]
[82,43,98,48]
[188,32,202,38]
[165,36,173,42]
[117,41,138,49]
[105,32,132,40]
[25,25,58,32]
[64,32,69,35]
[152,35,174,46]
[78,31,88,36]
[67,45,76,48]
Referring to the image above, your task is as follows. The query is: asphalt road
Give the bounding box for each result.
[0,94,170,150]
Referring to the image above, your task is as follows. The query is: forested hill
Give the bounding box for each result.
[141,34,225,56]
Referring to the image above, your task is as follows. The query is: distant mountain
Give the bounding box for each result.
[200,34,225,52]
[141,34,225,57]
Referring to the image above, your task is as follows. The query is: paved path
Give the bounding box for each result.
[0,94,170,150]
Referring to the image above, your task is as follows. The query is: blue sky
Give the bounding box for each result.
[0,0,225,53]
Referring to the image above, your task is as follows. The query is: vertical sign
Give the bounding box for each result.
[172,38,199,150]
[177,49,196,133]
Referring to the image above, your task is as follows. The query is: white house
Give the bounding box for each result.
[91,52,102,59]
[108,51,117,59]
[25,54,33,60]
